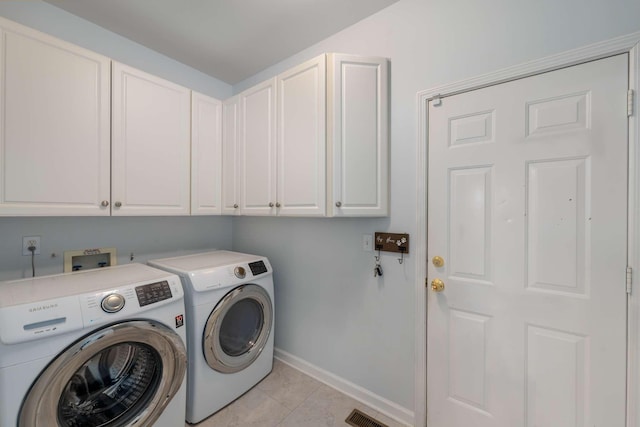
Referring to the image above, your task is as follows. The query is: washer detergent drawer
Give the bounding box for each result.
[0,297,83,344]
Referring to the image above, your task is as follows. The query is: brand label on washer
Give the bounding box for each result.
[175,314,184,328]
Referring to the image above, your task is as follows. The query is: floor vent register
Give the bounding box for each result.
[345,409,388,427]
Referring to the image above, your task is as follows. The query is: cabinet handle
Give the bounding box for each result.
[276,202,281,208]
[233,204,239,209]
[115,201,122,208]
[335,201,342,208]
[269,202,274,208]
[101,200,109,207]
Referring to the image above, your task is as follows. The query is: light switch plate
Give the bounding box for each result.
[362,234,373,252]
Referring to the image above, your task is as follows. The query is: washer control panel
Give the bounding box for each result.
[81,277,182,326]
[101,293,125,313]
[135,280,173,307]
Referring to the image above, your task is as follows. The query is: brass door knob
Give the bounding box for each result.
[431,278,445,292]
[432,256,445,268]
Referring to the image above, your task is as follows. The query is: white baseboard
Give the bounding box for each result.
[274,348,414,426]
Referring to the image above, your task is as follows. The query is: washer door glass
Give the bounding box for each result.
[58,342,160,426]
[19,320,186,427]
[203,284,272,373]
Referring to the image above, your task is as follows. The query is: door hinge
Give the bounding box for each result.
[629,89,634,117]
[627,266,633,294]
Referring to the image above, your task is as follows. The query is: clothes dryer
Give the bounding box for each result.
[148,250,274,424]
[0,263,187,427]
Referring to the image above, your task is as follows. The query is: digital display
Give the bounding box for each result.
[135,281,172,307]
[248,261,267,276]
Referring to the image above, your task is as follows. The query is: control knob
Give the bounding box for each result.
[234,266,246,279]
[101,293,125,313]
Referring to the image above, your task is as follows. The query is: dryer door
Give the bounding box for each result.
[203,284,273,373]
[19,320,186,427]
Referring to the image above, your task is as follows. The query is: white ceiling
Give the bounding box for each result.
[44,0,399,85]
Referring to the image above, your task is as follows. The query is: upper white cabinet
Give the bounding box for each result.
[191,92,223,215]
[239,56,327,217]
[236,53,388,217]
[239,78,278,216]
[0,14,388,218]
[111,62,191,216]
[277,55,327,216]
[0,19,111,216]
[327,54,389,217]
[221,95,242,215]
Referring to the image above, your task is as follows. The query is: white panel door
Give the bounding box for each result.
[328,54,388,217]
[112,62,191,216]
[427,55,628,427]
[0,19,110,216]
[191,91,222,215]
[240,78,277,216]
[221,95,241,215]
[277,54,326,216]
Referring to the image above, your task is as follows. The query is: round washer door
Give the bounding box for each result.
[19,320,186,427]
[203,284,273,373]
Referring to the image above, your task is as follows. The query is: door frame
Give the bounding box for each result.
[415,32,640,427]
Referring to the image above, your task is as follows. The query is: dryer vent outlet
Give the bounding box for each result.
[345,409,388,427]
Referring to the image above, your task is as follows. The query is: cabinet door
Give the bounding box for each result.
[0,19,110,216]
[239,78,277,216]
[221,96,242,215]
[277,55,326,216]
[328,54,389,217]
[112,62,191,216]
[191,92,222,215]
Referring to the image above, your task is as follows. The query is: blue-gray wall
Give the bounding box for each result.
[0,216,233,279]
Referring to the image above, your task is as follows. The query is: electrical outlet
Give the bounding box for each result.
[22,236,41,256]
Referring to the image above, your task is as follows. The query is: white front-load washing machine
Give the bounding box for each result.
[148,250,274,424]
[0,263,188,427]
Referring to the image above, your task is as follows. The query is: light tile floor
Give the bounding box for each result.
[189,359,408,427]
